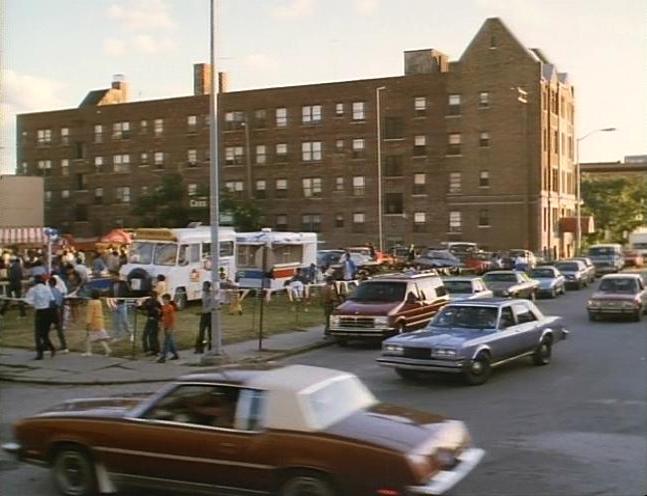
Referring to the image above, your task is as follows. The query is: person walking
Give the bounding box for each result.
[47,277,68,352]
[83,290,112,357]
[24,275,56,360]
[195,281,214,353]
[320,277,340,336]
[154,275,168,304]
[140,290,162,356]
[0,257,26,318]
[157,293,179,363]
[340,251,357,281]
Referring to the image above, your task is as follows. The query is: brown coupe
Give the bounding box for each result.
[3,365,484,496]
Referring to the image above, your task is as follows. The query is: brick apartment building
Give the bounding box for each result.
[16,18,577,255]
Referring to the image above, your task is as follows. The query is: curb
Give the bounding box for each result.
[0,338,335,386]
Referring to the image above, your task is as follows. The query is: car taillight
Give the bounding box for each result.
[376,490,401,496]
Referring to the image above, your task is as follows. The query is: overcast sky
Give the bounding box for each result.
[2,0,646,175]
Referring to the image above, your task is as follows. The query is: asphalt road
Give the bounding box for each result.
[1,278,646,496]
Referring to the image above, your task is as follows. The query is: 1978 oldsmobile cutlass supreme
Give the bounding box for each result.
[378,299,569,385]
[2,365,484,496]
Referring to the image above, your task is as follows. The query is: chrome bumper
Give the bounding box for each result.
[1,442,21,456]
[408,447,485,495]
[377,356,464,373]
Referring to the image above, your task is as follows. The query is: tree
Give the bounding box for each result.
[220,190,263,232]
[581,176,647,244]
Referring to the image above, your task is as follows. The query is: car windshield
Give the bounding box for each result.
[431,305,498,329]
[128,242,154,264]
[303,375,377,430]
[153,243,178,266]
[444,280,473,293]
[484,273,518,282]
[349,281,406,302]
[530,268,555,278]
[599,278,638,294]
[555,263,579,272]
[588,247,615,256]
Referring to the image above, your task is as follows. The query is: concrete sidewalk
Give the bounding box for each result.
[0,325,332,385]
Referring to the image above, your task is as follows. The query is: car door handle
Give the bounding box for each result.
[220,442,236,449]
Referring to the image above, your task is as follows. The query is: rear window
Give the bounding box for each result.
[555,263,579,272]
[530,268,556,278]
[349,281,406,302]
[484,273,518,283]
[588,246,618,256]
[431,305,498,329]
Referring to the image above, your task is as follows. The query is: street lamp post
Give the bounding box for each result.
[575,127,616,255]
[376,86,386,252]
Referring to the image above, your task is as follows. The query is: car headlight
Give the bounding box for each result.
[587,300,600,308]
[383,344,404,355]
[330,316,340,326]
[374,316,389,326]
[432,348,458,358]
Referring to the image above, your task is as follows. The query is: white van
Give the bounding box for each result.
[236,229,317,295]
[119,226,236,308]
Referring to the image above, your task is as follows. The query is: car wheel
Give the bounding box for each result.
[280,473,336,496]
[532,338,552,366]
[395,368,418,381]
[463,353,492,386]
[52,446,97,496]
[588,312,598,322]
[336,337,348,347]
[174,289,187,311]
[396,322,407,334]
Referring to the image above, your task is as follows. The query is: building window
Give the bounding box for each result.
[60,127,69,145]
[413,135,427,156]
[449,211,462,232]
[449,172,462,193]
[61,189,70,199]
[275,214,288,231]
[275,179,288,198]
[335,103,344,116]
[352,138,365,158]
[302,141,322,161]
[255,180,267,199]
[256,145,266,164]
[225,146,244,165]
[352,101,366,120]
[276,107,288,127]
[154,152,164,168]
[187,149,198,166]
[385,193,403,214]
[94,188,103,204]
[61,159,70,177]
[413,173,426,195]
[37,160,52,175]
[19,161,28,175]
[253,109,267,128]
[302,177,322,198]
[352,212,366,232]
[224,111,244,130]
[335,176,344,192]
[140,120,148,134]
[45,191,52,202]
[113,154,130,173]
[447,133,461,155]
[37,129,52,145]
[334,214,344,228]
[187,184,198,196]
[479,209,490,227]
[93,125,103,143]
[225,181,244,198]
[116,186,131,203]
[154,118,164,136]
[301,214,321,232]
[553,131,559,153]
[112,121,130,139]
[140,152,149,165]
[187,115,197,131]
[94,156,103,172]
[275,143,288,160]
[384,155,403,177]
[479,170,490,188]
[335,139,344,151]
[413,212,426,232]
[414,97,427,115]
[384,117,404,139]
[352,176,365,196]
[302,105,322,124]
[479,92,490,108]
[479,131,490,147]
[448,94,461,116]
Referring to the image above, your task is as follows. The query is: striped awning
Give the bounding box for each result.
[0,227,49,245]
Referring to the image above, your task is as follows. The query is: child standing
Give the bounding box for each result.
[83,290,112,356]
[157,293,179,363]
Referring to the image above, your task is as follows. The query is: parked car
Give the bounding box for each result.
[414,250,461,273]
[587,273,647,322]
[460,252,493,274]
[623,249,645,268]
[571,257,597,283]
[587,244,625,275]
[482,270,539,299]
[443,276,494,301]
[329,272,449,344]
[528,266,566,298]
[553,260,589,289]
[1,365,485,496]
[378,299,569,385]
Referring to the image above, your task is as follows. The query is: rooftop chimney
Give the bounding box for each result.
[404,49,448,75]
[193,63,229,95]
[110,74,129,102]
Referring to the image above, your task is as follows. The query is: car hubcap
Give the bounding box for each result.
[471,361,483,374]
[56,453,88,495]
[286,477,329,496]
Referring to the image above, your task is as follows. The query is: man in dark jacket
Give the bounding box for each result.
[140,290,162,356]
[1,258,26,317]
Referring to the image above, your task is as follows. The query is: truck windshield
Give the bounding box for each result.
[128,242,154,265]
[154,243,178,266]
[588,247,616,256]
[349,281,406,302]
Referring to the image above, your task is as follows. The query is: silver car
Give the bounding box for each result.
[443,276,494,301]
[528,266,566,298]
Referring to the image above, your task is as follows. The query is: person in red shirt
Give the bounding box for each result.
[157,293,179,363]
